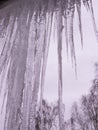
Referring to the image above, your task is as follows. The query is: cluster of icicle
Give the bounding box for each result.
[0,0,97,130]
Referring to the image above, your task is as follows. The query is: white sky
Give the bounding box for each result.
[44,1,98,119]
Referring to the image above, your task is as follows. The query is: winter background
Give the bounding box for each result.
[0,0,98,129]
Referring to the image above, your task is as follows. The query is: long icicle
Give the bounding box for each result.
[22,11,36,130]
[56,1,63,130]
[28,11,46,130]
[67,0,77,74]
[40,12,53,130]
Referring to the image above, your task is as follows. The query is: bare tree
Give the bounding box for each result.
[35,100,66,130]
[69,63,98,130]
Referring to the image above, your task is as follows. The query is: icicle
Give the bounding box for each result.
[83,0,98,43]
[89,0,98,43]
[56,1,63,130]
[64,0,69,59]
[22,12,36,130]
[64,15,69,59]
[40,12,53,130]
[76,0,83,48]
[22,9,47,130]
[30,13,47,130]
[30,23,46,130]
[40,16,48,130]
[67,0,77,74]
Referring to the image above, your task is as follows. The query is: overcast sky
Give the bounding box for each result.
[44,1,98,119]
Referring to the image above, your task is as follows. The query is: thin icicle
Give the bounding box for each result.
[56,1,63,130]
[76,0,83,48]
[67,0,77,74]
[64,0,69,58]
[64,15,69,59]
[83,0,98,43]
[89,0,98,43]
